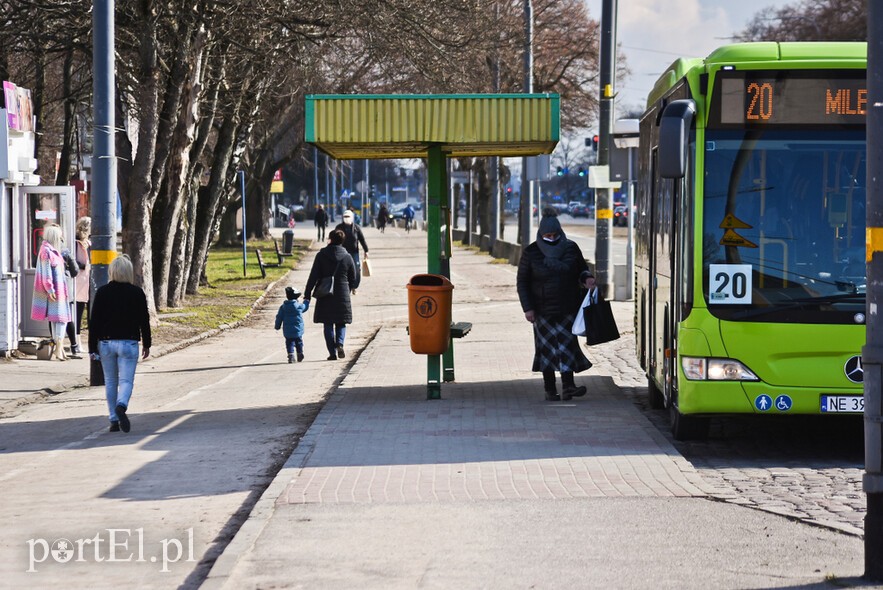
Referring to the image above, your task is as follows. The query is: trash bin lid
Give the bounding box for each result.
[408,274,453,288]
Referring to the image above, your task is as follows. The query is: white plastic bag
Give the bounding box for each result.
[571,289,595,335]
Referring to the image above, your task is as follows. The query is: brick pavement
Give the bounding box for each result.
[596,294,866,537]
[280,222,867,536]
[277,234,709,505]
[194,223,868,588]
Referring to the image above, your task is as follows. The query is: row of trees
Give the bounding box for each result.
[0,0,604,319]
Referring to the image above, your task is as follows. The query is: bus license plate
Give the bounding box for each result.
[820,395,864,413]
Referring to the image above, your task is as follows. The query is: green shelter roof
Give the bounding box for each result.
[305,93,560,159]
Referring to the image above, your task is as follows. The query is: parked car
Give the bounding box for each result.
[549,202,569,215]
[613,205,629,226]
[570,205,590,218]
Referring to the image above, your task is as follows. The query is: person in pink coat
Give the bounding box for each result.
[31,224,72,360]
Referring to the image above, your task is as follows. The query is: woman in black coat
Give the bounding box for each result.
[517,211,593,401]
[304,229,357,360]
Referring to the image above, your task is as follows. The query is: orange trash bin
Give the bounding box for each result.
[406,274,454,354]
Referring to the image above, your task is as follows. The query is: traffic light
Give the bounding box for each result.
[578,168,587,177]
[556,166,564,176]
[592,135,599,152]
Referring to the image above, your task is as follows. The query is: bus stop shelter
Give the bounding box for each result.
[305,93,560,398]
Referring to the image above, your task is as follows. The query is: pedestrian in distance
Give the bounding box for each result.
[402,203,415,232]
[304,229,357,361]
[516,209,593,401]
[275,286,309,363]
[335,209,369,294]
[64,216,91,359]
[30,223,72,361]
[314,204,328,242]
[377,203,389,233]
[88,255,152,433]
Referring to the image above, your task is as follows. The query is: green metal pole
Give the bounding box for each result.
[442,205,456,382]
[426,146,446,398]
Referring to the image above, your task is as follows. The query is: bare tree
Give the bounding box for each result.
[739,0,866,42]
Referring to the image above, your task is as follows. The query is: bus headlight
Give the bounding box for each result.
[681,357,759,381]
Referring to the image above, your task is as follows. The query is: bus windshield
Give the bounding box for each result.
[702,128,866,324]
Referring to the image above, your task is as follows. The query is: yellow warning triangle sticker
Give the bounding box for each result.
[720,213,752,229]
[720,229,757,248]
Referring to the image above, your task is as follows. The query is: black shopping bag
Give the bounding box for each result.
[584,300,620,345]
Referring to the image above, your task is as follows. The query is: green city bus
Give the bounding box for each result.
[635,42,867,439]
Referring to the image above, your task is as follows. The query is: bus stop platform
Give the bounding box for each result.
[200,223,865,589]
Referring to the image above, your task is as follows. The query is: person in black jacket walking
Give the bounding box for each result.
[304,229,357,360]
[516,211,593,401]
[335,209,369,294]
[88,255,152,432]
[314,204,328,241]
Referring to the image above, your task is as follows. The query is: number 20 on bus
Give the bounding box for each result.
[709,264,752,304]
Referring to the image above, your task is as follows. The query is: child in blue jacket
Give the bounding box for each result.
[275,286,309,363]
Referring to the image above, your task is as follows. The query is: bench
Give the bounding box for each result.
[255,248,279,278]
[450,322,472,338]
[406,322,472,338]
[274,239,290,263]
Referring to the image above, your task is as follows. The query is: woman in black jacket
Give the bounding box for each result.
[304,229,357,360]
[517,211,593,401]
[88,255,152,432]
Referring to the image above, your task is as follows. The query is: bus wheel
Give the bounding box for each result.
[670,406,710,441]
[647,377,665,409]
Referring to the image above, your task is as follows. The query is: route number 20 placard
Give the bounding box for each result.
[709,264,752,304]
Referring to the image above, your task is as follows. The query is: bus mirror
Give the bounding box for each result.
[658,100,696,179]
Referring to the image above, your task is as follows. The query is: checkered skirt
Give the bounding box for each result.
[531,313,591,373]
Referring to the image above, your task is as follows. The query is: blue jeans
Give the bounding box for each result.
[323,323,346,355]
[285,336,304,355]
[99,340,140,422]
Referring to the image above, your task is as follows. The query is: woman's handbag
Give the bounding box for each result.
[313,257,340,299]
[313,275,334,298]
[584,299,620,345]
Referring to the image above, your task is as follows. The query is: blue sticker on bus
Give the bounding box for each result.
[754,394,772,412]
[775,395,793,412]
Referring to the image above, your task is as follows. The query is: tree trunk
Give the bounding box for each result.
[55,49,76,186]
[475,158,491,238]
[218,202,241,246]
[121,13,161,320]
[152,29,206,308]
[186,115,239,295]
[31,52,44,173]
[168,176,200,307]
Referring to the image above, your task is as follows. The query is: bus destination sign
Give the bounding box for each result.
[712,70,866,127]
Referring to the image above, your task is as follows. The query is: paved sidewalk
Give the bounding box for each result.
[1,219,870,588]
[0,234,286,415]
[202,222,866,589]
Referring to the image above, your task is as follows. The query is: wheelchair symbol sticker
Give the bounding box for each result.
[775,395,792,412]
[754,394,772,412]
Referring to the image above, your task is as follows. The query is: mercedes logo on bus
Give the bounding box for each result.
[844,356,863,383]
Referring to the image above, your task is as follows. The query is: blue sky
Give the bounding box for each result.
[583,0,795,113]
